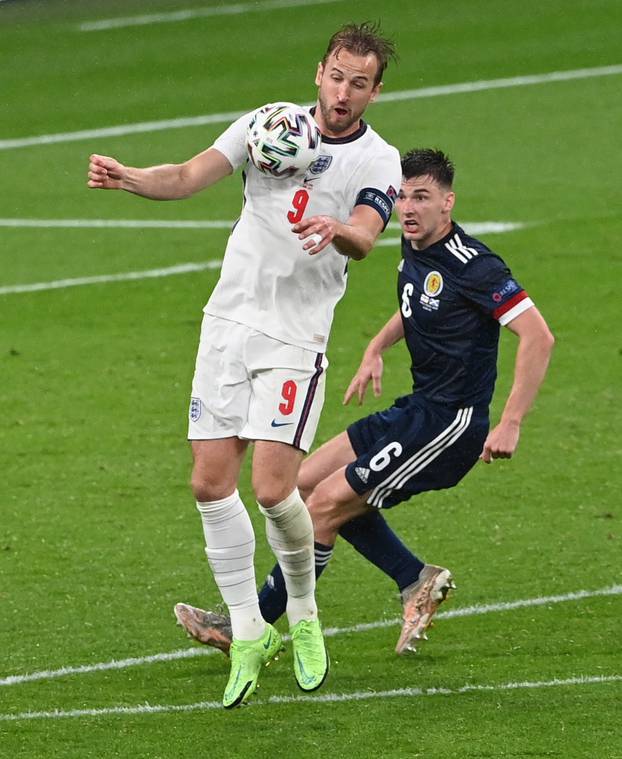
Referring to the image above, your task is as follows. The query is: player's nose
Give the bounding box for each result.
[336,83,350,100]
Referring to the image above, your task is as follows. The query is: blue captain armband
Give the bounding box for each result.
[354,187,394,229]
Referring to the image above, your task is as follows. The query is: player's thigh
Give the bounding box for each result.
[298,431,356,500]
[188,315,251,440]
[190,438,248,501]
[306,466,373,540]
[251,441,304,507]
[242,338,328,453]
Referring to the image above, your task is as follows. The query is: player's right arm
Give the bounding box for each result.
[87,147,234,200]
[344,310,404,405]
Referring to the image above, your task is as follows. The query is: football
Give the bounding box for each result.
[246,102,322,179]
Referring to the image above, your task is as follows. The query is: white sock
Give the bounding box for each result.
[196,491,265,641]
[259,489,318,627]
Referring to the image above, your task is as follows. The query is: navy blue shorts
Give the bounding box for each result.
[345,394,489,509]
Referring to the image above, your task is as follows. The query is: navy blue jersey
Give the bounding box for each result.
[398,223,533,408]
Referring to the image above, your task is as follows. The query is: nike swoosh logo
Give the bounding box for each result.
[263,630,273,650]
[271,420,293,428]
[295,652,317,686]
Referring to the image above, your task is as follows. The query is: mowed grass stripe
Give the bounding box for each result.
[0,219,523,233]
[2,65,621,151]
[2,584,619,687]
[1,675,619,722]
[78,0,345,32]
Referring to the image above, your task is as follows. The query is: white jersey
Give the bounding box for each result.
[204,107,401,352]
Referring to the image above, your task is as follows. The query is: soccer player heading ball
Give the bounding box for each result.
[87,23,401,707]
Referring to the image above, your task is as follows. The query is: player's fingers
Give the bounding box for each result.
[90,153,116,169]
[372,373,382,397]
[302,232,324,252]
[343,379,358,405]
[291,218,314,234]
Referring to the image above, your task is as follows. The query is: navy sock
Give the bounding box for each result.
[338,511,424,592]
[258,541,334,624]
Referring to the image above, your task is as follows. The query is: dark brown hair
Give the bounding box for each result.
[322,22,397,86]
[401,149,455,189]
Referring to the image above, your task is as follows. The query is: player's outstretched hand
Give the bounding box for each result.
[292,215,340,255]
[343,353,383,406]
[87,154,126,190]
[480,420,521,463]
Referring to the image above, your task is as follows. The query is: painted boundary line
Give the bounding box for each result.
[79,0,343,32]
[1,65,621,151]
[2,584,619,688]
[1,674,619,722]
[0,261,222,296]
[0,219,234,230]
[0,219,524,234]
[0,222,525,297]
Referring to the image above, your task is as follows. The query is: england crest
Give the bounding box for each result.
[307,154,333,175]
[190,397,202,422]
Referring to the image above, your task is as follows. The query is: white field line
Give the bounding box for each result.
[0,219,524,235]
[0,261,222,296]
[1,674,619,722]
[79,0,343,32]
[0,218,234,229]
[1,584,619,688]
[2,65,621,151]
[0,220,524,296]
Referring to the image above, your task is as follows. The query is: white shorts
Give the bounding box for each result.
[188,314,328,452]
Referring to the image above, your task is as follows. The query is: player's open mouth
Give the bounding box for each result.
[403,219,419,231]
[334,107,349,117]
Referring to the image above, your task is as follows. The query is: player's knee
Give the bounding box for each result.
[253,480,295,509]
[190,469,234,503]
[306,485,341,533]
[298,465,314,503]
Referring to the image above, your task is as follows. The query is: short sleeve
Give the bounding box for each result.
[461,255,534,326]
[212,110,256,170]
[353,146,401,229]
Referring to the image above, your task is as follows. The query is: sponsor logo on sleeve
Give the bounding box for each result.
[492,279,519,303]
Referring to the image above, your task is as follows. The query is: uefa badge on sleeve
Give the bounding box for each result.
[190,397,202,422]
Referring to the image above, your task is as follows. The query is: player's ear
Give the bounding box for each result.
[445,191,456,212]
[369,81,383,103]
[315,62,324,86]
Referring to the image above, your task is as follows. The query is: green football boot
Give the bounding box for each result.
[222,623,283,709]
[290,619,329,692]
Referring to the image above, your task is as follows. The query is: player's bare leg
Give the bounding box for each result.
[298,431,356,500]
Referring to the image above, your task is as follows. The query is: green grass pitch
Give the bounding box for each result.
[1,1,621,757]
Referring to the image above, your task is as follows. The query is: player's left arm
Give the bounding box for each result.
[293,204,384,260]
[481,306,555,463]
